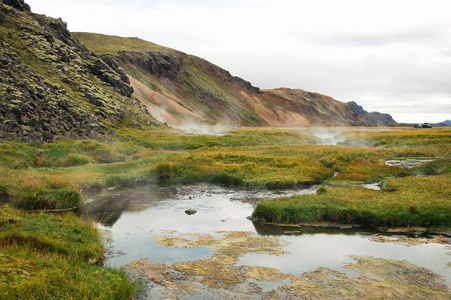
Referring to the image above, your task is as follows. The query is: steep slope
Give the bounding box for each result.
[74,32,397,128]
[0,0,158,143]
[347,101,396,126]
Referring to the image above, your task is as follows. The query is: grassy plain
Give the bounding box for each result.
[0,126,450,298]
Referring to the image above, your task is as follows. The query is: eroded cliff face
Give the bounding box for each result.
[75,33,397,128]
[0,1,158,143]
[347,101,396,126]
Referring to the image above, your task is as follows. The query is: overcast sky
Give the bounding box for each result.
[26,0,451,123]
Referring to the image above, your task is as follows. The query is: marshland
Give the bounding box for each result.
[0,126,450,299]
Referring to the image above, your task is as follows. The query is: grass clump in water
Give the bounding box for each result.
[252,174,451,229]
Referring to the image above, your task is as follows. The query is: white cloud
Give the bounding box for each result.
[25,0,451,123]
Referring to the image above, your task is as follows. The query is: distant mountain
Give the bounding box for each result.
[436,120,451,126]
[74,32,397,128]
[347,101,396,126]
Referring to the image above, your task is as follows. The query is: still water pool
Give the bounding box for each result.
[83,184,451,286]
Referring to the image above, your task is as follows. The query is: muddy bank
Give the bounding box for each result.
[129,230,451,299]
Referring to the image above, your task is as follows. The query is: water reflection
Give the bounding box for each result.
[84,186,178,227]
[83,184,451,285]
[253,222,374,236]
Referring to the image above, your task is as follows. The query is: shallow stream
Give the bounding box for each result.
[83,184,451,287]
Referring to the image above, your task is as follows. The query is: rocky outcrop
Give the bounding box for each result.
[116,51,184,82]
[2,0,29,11]
[88,54,134,97]
[0,1,157,143]
[0,40,105,143]
[348,101,397,125]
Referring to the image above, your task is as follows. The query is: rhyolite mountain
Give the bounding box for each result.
[74,32,396,128]
[0,0,396,143]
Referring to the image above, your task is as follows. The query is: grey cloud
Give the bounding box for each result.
[305,24,451,47]
[437,49,451,57]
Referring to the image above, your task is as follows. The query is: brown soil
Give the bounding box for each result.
[129,75,204,126]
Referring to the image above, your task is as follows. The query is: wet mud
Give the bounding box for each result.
[129,230,451,299]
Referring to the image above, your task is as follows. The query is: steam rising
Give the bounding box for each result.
[174,121,231,136]
[310,128,346,145]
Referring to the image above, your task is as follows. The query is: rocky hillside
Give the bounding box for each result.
[0,0,158,143]
[74,33,397,128]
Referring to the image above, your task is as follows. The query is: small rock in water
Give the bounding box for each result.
[185,209,197,215]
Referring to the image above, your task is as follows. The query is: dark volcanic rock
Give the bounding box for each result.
[88,55,134,97]
[348,101,397,125]
[185,209,197,215]
[0,1,156,143]
[2,0,30,11]
[117,50,184,82]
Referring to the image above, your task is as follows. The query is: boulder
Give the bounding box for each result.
[185,209,197,215]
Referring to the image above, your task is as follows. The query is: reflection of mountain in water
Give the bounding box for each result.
[252,221,375,236]
[83,186,178,227]
[83,193,132,227]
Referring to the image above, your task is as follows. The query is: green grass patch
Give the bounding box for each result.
[0,206,139,299]
[37,138,141,167]
[10,174,82,210]
[0,142,38,170]
[252,174,451,228]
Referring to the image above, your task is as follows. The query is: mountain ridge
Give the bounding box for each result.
[0,0,396,144]
[74,32,397,128]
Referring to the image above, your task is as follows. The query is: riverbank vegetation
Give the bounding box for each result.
[252,174,450,228]
[0,126,450,298]
[0,206,139,299]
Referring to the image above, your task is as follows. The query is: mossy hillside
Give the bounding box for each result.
[0,141,38,170]
[0,4,158,143]
[179,59,267,126]
[113,44,267,126]
[72,32,178,56]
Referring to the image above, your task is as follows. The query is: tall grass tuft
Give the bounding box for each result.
[153,162,181,183]
[12,175,82,210]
